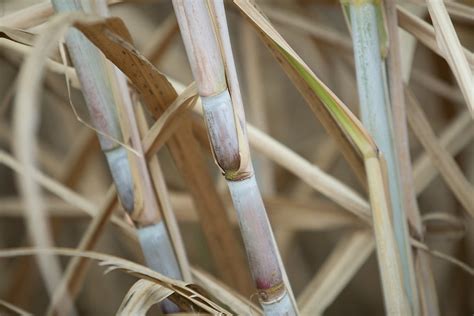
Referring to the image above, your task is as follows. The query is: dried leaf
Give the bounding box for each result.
[0,299,32,316]
[0,27,35,45]
[426,1,474,116]
[118,279,173,316]
[0,247,232,315]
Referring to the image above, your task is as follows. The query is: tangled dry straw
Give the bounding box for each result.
[0,0,472,315]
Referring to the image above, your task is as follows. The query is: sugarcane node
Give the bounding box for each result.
[257,281,286,303]
[224,169,252,181]
[129,206,143,222]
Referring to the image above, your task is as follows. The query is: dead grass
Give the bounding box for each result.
[0,0,472,315]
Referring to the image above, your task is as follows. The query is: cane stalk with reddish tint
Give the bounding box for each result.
[172,1,297,314]
[51,0,184,313]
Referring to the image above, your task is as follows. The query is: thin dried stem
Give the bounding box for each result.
[425,0,474,115]
[298,230,374,314]
[413,110,473,194]
[406,88,474,217]
[0,1,52,29]
[240,21,275,195]
[0,150,135,236]
[397,6,474,70]
[46,187,117,316]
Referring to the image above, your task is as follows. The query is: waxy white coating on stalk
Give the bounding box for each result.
[52,0,134,215]
[138,222,182,313]
[78,0,186,279]
[261,292,293,316]
[350,2,415,314]
[227,176,292,311]
[172,0,226,96]
[350,1,416,310]
[52,6,185,313]
[138,222,183,281]
[173,1,297,313]
[210,0,248,136]
[66,27,122,152]
[202,91,240,174]
[104,146,134,212]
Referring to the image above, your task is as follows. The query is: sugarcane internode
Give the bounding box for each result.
[201,92,240,172]
[202,91,252,181]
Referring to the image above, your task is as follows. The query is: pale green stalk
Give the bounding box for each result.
[348,1,417,313]
[172,1,297,314]
[384,2,438,314]
[233,0,411,313]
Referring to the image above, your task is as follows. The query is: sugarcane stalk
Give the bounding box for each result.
[112,70,183,314]
[52,0,132,212]
[233,0,414,313]
[347,1,417,314]
[51,0,183,313]
[172,1,296,314]
[384,1,439,314]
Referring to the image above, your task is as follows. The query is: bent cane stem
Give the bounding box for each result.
[347,1,417,313]
[232,1,410,313]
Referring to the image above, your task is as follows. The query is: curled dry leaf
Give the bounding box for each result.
[117,279,173,316]
[0,247,232,315]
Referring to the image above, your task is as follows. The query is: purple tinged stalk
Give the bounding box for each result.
[173,1,297,314]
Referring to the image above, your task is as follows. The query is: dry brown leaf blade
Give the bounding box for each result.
[74,18,178,115]
[0,299,32,316]
[0,247,232,315]
[192,267,263,316]
[0,27,36,45]
[236,2,367,186]
[117,279,173,316]
[142,83,198,157]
